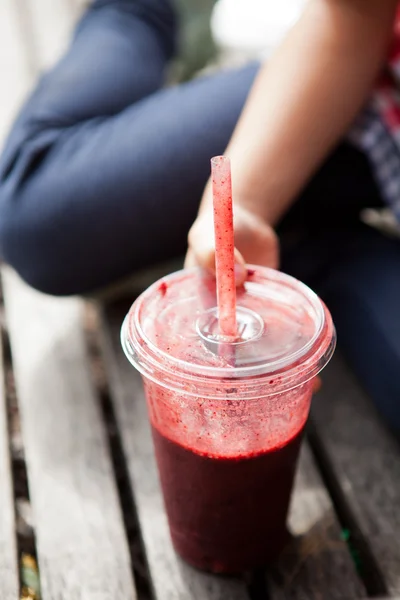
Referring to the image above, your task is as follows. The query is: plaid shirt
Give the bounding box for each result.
[349,13,400,218]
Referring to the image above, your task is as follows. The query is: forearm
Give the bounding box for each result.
[203,0,397,224]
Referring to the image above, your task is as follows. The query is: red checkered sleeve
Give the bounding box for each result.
[348,10,400,217]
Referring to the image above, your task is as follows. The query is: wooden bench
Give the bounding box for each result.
[1,2,400,599]
[1,267,400,600]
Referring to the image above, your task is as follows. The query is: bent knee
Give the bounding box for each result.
[0,182,82,296]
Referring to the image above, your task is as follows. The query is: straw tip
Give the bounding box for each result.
[211,155,230,167]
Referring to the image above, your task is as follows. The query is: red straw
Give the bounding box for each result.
[211,156,237,339]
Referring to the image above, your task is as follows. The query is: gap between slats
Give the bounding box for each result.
[0,278,19,600]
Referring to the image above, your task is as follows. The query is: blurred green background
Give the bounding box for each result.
[172,0,217,81]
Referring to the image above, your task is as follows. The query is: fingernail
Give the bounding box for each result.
[234,263,247,285]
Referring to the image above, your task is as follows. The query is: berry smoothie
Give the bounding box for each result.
[151,421,304,573]
[122,266,335,573]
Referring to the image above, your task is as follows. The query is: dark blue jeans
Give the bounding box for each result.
[0,0,399,433]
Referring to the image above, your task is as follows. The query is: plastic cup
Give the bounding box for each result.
[121,266,335,574]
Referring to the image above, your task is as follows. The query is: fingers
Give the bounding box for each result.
[186,205,280,285]
[187,218,247,285]
[312,376,322,394]
[184,249,197,268]
[187,214,215,270]
[233,248,247,286]
[236,220,280,270]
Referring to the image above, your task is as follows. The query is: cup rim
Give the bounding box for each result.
[121,266,336,398]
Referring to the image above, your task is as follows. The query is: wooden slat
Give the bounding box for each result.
[0,2,32,595]
[312,353,400,595]
[0,303,19,600]
[2,268,137,600]
[269,443,365,599]
[100,300,250,600]
[100,298,365,600]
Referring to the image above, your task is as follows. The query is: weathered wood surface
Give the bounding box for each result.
[0,292,19,600]
[2,268,137,600]
[0,3,32,598]
[268,442,365,599]
[312,353,400,595]
[101,298,365,600]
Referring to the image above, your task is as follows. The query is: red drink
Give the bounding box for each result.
[122,266,335,573]
[151,424,304,573]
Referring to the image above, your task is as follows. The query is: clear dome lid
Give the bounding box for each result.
[121,266,335,396]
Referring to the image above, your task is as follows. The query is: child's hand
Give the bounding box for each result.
[185,204,279,286]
